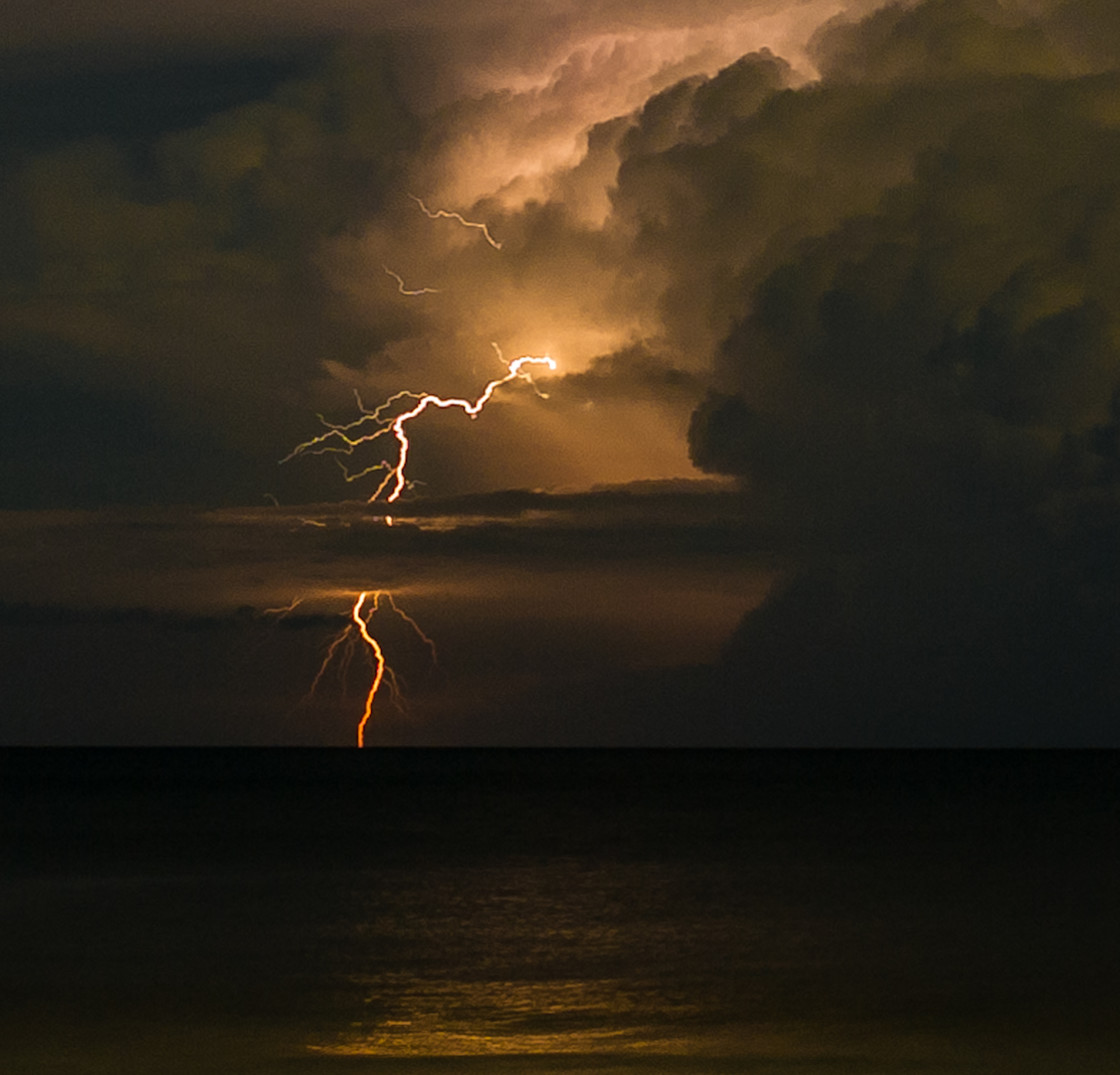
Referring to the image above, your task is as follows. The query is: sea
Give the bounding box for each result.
[2,750,1117,1074]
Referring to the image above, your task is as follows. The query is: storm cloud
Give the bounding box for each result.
[686,0,1120,530]
[670,0,1120,735]
[0,0,887,508]
[3,0,1120,739]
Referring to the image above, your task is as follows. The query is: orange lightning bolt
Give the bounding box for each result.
[282,354,556,505]
[409,193,503,250]
[349,592,386,748]
[304,590,436,746]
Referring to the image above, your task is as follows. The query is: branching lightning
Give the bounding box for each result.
[281,202,551,747]
[379,590,438,666]
[349,592,386,748]
[263,597,303,616]
[383,265,441,296]
[282,354,556,504]
[409,193,503,250]
[305,590,437,747]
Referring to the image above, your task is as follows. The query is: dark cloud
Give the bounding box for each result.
[606,46,1012,380]
[810,0,1069,83]
[0,40,421,507]
[0,52,319,149]
[619,48,794,158]
[706,516,1120,744]
[666,0,1120,734]
[0,344,243,508]
[688,11,1120,532]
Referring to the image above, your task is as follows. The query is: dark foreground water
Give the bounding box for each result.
[2,751,1118,1074]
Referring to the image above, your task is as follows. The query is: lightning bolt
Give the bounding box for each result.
[409,193,503,250]
[304,590,437,747]
[283,212,543,746]
[263,597,302,617]
[305,621,356,703]
[282,354,556,505]
[383,265,441,296]
[379,590,438,666]
[349,592,386,749]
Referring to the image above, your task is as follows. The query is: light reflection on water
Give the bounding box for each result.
[3,752,1118,1074]
[311,979,685,1057]
[309,858,722,1058]
[299,847,926,1066]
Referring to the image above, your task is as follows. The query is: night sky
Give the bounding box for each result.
[3,0,1120,744]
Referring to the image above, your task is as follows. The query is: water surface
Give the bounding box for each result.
[2,750,1117,1073]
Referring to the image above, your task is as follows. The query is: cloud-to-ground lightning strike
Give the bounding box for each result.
[383,265,441,296]
[285,230,544,744]
[349,592,386,748]
[282,354,556,504]
[409,193,503,250]
[305,590,437,746]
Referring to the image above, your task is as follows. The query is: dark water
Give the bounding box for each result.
[2,751,1118,1073]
